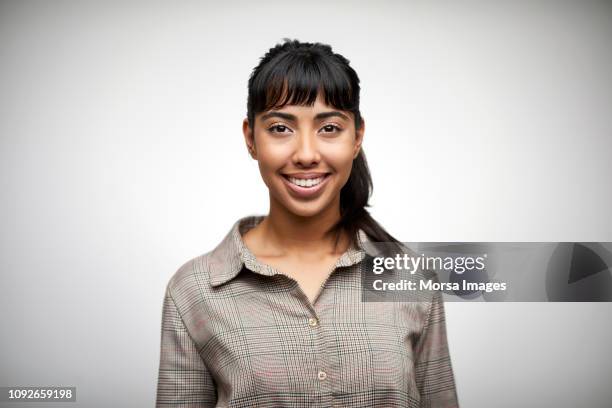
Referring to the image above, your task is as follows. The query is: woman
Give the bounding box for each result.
[156,38,459,407]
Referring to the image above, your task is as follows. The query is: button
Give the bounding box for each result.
[308,317,318,327]
[317,370,327,381]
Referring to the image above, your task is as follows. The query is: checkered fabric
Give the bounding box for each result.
[156,215,459,407]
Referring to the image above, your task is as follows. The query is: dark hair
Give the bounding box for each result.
[246,38,401,248]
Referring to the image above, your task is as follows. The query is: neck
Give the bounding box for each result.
[259,194,349,255]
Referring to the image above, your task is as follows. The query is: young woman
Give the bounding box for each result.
[156,39,459,407]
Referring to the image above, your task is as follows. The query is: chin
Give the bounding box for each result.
[286,204,325,218]
[283,198,332,218]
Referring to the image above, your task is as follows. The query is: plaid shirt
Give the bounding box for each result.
[156,215,459,407]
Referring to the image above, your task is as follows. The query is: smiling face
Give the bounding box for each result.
[243,92,364,219]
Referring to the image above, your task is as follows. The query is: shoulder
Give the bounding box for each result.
[164,251,216,306]
[164,217,241,300]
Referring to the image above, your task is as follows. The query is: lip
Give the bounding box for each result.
[281,173,331,199]
[282,172,330,179]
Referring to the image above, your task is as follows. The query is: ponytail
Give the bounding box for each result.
[331,148,401,248]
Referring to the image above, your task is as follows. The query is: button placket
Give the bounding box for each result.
[307,311,332,398]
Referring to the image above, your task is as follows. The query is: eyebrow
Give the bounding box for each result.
[260,110,350,123]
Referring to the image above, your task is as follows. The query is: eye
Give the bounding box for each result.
[320,124,343,134]
[267,123,292,134]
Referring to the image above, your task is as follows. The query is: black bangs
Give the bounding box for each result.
[247,40,361,129]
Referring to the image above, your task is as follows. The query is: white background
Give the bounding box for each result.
[1,0,611,407]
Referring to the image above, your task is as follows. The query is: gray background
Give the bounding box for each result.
[1,0,611,407]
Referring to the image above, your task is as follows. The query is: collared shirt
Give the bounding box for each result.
[156,215,459,407]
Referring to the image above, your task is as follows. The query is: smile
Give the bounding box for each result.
[287,176,326,188]
[281,173,331,198]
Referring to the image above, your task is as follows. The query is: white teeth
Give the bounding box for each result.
[288,176,326,188]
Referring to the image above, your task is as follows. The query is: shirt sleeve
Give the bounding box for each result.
[413,286,460,408]
[155,284,218,407]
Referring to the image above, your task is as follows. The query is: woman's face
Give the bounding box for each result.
[242,92,364,218]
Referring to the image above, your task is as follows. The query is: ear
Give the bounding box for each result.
[353,116,365,159]
[242,118,257,159]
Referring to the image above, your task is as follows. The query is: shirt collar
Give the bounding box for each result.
[208,215,371,287]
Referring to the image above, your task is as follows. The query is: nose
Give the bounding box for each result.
[292,131,320,167]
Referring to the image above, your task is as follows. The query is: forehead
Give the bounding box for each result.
[259,93,351,120]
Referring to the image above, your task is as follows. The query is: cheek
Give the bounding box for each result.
[322,144,355,177]
[256,145,289,183]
